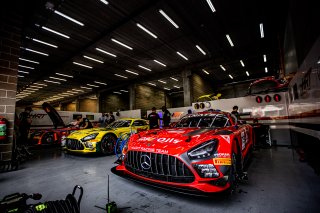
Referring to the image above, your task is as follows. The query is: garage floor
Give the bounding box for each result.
[1,147,319,213]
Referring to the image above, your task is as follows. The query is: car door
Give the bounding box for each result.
[131,120,149,132]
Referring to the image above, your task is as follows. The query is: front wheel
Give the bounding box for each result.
[228,152,238,193]
[100,134,117,155]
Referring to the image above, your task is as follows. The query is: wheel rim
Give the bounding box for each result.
[101,135,116,154]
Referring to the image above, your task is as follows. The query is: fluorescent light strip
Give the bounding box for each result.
[159,9,179,28]
[73,62,92,69]
[170,77,178,81]
[136,23,158,39]
[153,59,166,67]
[113,92,122,94]
[206,0,216,13]
[56,73,73,78]
[164,87,170,91]
[120,90,128,92]
[33,83,47,86]
[49,76,67,81]
[44,80,61,84]
[173,86,180,88]
[240,60,245,67]
[246,71,250,76]
[176,51,188,61]
[148,83,156,86]
[67,91,78,94]
[220,65,226,71]
[72,89,84,92]
[265,67,268,73]
[229,74,233,79]
[54,10,84,26]
[202,69,209,75]
[111,38,133,50]
[83,55,104,63]
[42,26,70,39]
[18,65,34,69]
[30,85,43,88]
[94,81,107,85]
[196,45,206,55]
[19,58,39,64]
[158,80,166,84]
[32,38,58,48]
[226,34,234,47]
[260,23,264,38]
[100,0,109,5]
[21,47,49,56]
[18,70,29,74]
[138,65,152,71]
[87,84,99,88]
[263,54,267,62]
[26,88,38,91]
[125,70,139,75]
[95,48,117,57]
[80,86,92,89]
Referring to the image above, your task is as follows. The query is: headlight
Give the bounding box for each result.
[81,133,98,142]
[84,142,93,148]
[188,139,218,160]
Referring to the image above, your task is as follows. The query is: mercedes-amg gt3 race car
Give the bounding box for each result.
[65,118,149,155]
[116,111,254,194]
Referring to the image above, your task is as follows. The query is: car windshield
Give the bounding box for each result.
[175,114,230,128]
[108,120,131,128]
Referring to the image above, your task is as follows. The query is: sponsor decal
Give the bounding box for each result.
[214,153,230,158]
[213,158,232,165]
[137,137,155,142]
[220,135,230,144]
[156,138,182,144]
[30,114,47,119]
[130,146,169,154]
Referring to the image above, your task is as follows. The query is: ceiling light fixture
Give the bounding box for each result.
[94,81,107,85]
[220,65,226,71]
[18,70,29,74]
[44,80,61,84]
[263,54,267,62]
[83,55,104,63]
[30,85,43,88]
[173,86,180,88]
[67,91,78,94]
[164,87,170,91]
[125,70,139,75]
[158,80,166,84]
[87,84,99,88]
[159,9,179,28]
[72,89,84,92]
[49,76,67,81]
[196,45,206,55]
[153,59,166,67]
[136,23,158,38]
[265,67,268,73]
[246,71,250,76]
[148,83,156,86]
[170,77,178,81]
[80,86,92,90]
[34,83,47,86]
[111,38,133,50]
[31,38,58,48]
[26,88,38,91]
[240,60,245,67]
[100,0,109,5]
[54,10,84,26]
[176,51,188,60]
[20,47,49,56]
[73,62,92,69]
[95,48,117,57]
[18,65,34,69]
[120,90,128,92]
[114,74,128,79]
[229,74,233,79]
[260,23,264,38]
[202,69,209,74]
[56,73,73,78]
[138,65,152,71]
[226,34,234,47]
[206,0,216,13]
[42,26,70,39]
[113,91,122,94]
[19,58,39,64]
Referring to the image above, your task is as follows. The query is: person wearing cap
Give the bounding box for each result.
[18,107,33,145]
[147,107,160,129]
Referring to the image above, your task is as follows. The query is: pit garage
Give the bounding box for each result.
[0,0,320,212]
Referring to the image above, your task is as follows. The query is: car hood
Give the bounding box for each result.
[42,102,65,128]
[128,128,218,155]
[69,127,113,137]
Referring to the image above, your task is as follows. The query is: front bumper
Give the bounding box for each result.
[65,138,100,153]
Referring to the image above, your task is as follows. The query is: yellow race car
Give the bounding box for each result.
[65,118,149,155]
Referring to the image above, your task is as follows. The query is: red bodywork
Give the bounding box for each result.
[116,111,254,193]
[247,76,289,95]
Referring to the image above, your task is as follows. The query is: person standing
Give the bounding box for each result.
[98,113,106,127]
[79,117,93,129]
[148,107,160,129]
[18,107,33,145]
[109,111,115,124]
[161,106,171,127]
[231,105,240,120]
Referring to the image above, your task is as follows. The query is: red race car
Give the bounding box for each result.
[247,76,289,95]
[116,111,254,194]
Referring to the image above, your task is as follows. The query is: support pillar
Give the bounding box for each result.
[182,70,193,106]
[129,84,136,110]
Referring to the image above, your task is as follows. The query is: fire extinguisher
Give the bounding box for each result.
[0,117,7,142]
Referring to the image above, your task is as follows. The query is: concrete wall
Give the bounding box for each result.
[191,73,215,102]
[0,9,22,161]
[61,102,76,112]
[100,93,129,113]
[79,99,98,113]
[215,82,251,99]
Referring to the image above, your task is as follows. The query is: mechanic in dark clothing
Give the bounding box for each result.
[18,107,33,145]
[109,111,115,124]
[148,107,160,129]
[161,106,171,127]
[231,105,240,120]
[79,117,93,129]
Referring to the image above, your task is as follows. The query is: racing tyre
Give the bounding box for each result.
[228,152,238,194]
[42,133,54,145]
[100,134,117,155]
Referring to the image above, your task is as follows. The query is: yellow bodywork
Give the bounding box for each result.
[196,93,222,102]
[65,118,149,154]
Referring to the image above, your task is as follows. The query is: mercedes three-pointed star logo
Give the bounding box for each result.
[140,154,151,170]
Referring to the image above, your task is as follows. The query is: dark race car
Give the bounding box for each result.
[116,111,254,194]
[247,76,289,95]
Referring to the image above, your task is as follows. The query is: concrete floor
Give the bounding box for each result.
[0,147,319,213]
